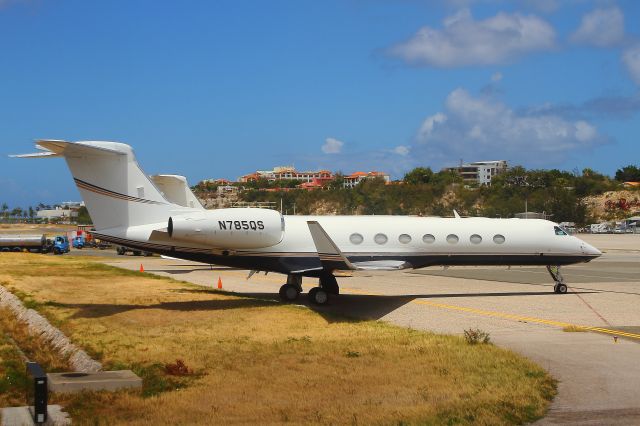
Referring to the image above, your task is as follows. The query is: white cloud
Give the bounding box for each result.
[321,137,344,154]
[417,112,447,141]
[415,88,602,165]
[574,120,596,142]
[622,44,640,85]
[570,7,624,47]
[491,72,503,82]
[393,145,410,156]
[387,9,556,67]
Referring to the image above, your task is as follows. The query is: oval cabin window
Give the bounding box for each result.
[398,234,412,244]
[493,234,506,244]
[446,234,459,244]
[470,234,482,244]
[374,233,388,245]
[423,234,435,243]
[350,233,363,245]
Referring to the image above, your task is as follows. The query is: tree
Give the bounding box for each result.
[615,165,640,182]
[1,202,8,219]
[327,173,345,190]
[403,167,434,185]
[76,206,93,225]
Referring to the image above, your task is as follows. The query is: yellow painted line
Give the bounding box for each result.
[337,285,640,341]
[148,260,640,341]
[410,299,640,341]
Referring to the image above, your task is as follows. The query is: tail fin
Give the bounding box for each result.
[13,140,181,231]
[150,175,205,210]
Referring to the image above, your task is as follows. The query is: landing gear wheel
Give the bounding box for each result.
[554,283,568,294]
[279,284,300,302]
[308,287,329,305]
[319,273,340,295]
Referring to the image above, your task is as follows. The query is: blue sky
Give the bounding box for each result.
[1,0,639,207]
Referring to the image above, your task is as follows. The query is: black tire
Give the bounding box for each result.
[555,283,568,294]
[12,247,21,252]
[309,287,329,305]
[319,273,340,295]
[53,247,62,255]
[117,247,126,255]
[279,284,300,302]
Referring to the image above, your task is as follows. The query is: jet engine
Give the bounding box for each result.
[168,208,284,249]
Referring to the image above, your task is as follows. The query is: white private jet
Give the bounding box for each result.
[14,140,602,305]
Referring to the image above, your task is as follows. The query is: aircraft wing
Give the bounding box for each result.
[307,221,356,271]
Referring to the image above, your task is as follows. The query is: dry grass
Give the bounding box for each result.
[0,306,72,407]
[0,253,556,425]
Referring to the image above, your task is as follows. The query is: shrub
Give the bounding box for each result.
[463,328,491,345]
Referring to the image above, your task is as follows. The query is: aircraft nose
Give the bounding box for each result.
[581,241,602,257]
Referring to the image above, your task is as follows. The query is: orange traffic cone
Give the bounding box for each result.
[140,264,144,273]
[217,277,222,289]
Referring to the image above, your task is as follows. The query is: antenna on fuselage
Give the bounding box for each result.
[453,210,461,219]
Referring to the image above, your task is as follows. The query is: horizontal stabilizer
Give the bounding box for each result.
[11,140,128,159]
[10,151,61,158]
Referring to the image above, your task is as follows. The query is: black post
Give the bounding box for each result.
[25,362,48,424]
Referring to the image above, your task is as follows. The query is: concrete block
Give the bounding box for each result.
[1,405,70,426]
[47,370,142,394]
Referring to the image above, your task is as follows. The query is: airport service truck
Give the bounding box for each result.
[0,234,69,254]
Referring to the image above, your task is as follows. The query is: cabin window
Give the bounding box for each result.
[422,234,435,243]
[446,234,459,244]
[554,226,568,236]
[350,233,363,245]
[470,234,482,244]
[374,233,388,245]
[493,234,506,244]
[398,234,412,244]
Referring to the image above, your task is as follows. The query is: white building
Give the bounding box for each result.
[446,160,508,186]
[36,206,78,220]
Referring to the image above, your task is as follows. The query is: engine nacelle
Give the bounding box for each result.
[168,208,284,249]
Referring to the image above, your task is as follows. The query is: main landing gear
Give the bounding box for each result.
[278,273,340,306]
[279,275,302,302]
[547,265,568,294]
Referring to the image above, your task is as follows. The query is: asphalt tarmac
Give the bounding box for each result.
[101,233,640,425]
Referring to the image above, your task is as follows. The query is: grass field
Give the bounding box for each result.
[0,253,556,425]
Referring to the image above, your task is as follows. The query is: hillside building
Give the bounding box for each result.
[445,160,508,186]
[238,166,333,184]
[343,171,391,188]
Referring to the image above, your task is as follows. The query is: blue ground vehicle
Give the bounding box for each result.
[72,235,85,249]
[51,235,70,255]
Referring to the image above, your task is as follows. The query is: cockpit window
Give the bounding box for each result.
[554,226,568,236]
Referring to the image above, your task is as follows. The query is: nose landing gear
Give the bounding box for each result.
[547,265,568,294]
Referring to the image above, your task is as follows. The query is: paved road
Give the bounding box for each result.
[100,234,640,425]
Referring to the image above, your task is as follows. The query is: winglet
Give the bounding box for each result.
[307,221,356,271]
[453,209,461,219]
